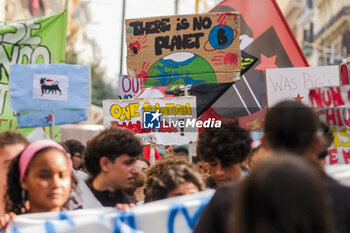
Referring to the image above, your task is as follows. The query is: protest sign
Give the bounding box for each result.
[309,85,350,165]
[9,63,90,128]
[125,13,241,87]
[118,75,142,99]
[16,109,88,128]
[266,66,340,107]
[0,10,67,136]
[103,97,207,145]
[197,0,309,131]
[10,64,90,111]
[8,189,215,233]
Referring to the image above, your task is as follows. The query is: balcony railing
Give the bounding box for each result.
[315,6,350,40]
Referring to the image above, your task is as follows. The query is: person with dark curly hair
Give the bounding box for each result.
[0,139,76,230]
[195,100,350,233]
[63,139,85,170]
[197,119,252,188]
[144,156,205,202]
[0,132,28,215]
[84,128,143,206]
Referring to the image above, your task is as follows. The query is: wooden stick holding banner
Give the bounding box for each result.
[184,85,190,97]
[50,112,55,139]
[49,54,56,140]
[188,141,196,163]
[150,141,156,165]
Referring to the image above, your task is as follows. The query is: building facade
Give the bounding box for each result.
[278,0,350,66]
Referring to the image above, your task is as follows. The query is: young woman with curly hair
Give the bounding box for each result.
[0,139,77,230]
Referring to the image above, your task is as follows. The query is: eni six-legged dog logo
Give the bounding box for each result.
[33,74,69,101]
[40,78,62,95]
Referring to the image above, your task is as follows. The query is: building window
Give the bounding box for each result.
[343,31,350,57]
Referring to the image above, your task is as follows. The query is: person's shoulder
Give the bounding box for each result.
[215,180,242,196]
[328,181,350,197]
[75,170,89,181]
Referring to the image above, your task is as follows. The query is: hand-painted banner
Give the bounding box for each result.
[266,66,340,107]
[240,51,258,76]
[309,85,350,165]
[118,75,142,100]
[164,83,233,117]
[103,97,203,145]
[8,189,215,233]
[0,10,67,138]
[16,110,88,128]
[10,64,90,111]
[126,13,241,87]
[197,0,309,131]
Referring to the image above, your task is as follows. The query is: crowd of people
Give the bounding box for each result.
[0,99,349,233]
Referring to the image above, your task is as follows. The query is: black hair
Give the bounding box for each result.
[230,156,333,233]
[197,119,252,167]
[174,146,188,156]
[63,139,85,156]
[264,100,320,155]
[84,128,143,177]
[318,121,334,160]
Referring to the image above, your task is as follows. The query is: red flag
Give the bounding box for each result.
[31,0,40,14]
[200,0,309,130]
[143,145,162,162]
[341,63,350,85]
[213,0,308,66]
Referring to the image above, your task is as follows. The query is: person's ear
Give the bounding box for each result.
[99,157,112,173]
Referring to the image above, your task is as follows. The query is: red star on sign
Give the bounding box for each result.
[294,94,304,102]
[255,54,279,71]
[45,114,52,123]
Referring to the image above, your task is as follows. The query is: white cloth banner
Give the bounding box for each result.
[8,189,215,233]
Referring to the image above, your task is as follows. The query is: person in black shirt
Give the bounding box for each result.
[230,156,333,233]
[84,128,143,206]
[194,100,350,233]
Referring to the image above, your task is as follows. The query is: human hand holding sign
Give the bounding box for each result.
[0,212,16,233]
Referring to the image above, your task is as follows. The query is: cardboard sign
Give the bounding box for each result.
[103,97,206,145]
[266,66,340,107]
[309,85,350,165]
[125,13,241,87]
[8,190,215,233]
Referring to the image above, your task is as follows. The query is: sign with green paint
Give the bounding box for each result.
[126,12,241,87]
[0,10,67,138]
